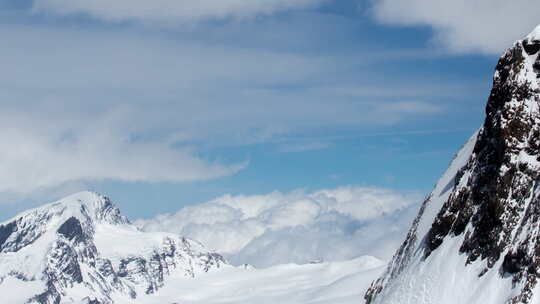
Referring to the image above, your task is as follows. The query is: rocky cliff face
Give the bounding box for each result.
[365,25,540,304]
[0,191,226,304]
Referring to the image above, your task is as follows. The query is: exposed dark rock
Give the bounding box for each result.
[523,40,540,55]
[502,248,530,275]
[28,281,61,304]
[57,217,85,243]
[46,240,84,286]
[0,222,16,251]
[0,213,53,253]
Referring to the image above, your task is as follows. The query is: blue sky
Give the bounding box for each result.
[0,0,537,221]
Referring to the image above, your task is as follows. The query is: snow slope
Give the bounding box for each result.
[363,130,482,304]
[127,256,385,304]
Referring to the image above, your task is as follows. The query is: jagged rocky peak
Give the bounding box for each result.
[59,191,125,218]
[0,192,226,304]
[524,25,540,55]
[0,191,128,254]
[365,25,540,304]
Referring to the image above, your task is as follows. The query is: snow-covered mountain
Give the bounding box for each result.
[0,191,225,304]
[0,191,386,304]
[365,25,540,304]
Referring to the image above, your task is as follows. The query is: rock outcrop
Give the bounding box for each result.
[366,25,540,304]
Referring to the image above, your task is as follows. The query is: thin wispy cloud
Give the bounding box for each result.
[263,128,475,147]
[308,82,487,99]
[0,19,453,195]
[277,142,332,153]
[0,104,247,194]
[31,0,326,24]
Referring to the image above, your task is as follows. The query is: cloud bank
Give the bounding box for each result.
[372,0,540,54]
[0,109,246,193]
[136,186,421,267]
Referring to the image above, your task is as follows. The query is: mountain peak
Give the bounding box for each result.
[51,190,129,225]
[522,26,540,57]
[2,191,131,230]
[0,192,226,303]
[58,190,103,203]
[0,191,129,255]
[365,24,540,304]
[526,24,540,41]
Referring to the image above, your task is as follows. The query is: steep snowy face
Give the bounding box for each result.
[0,191,226,304]
[366,25,540,304]
[0,191,134,252]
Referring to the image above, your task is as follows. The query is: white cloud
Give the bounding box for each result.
[276,141,331,153]
[32,0,325,24]
[372,0,540,54]
[0,105,246,194]
[136,186,421,267]
[0,22,445,194]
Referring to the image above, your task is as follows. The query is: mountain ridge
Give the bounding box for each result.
[0,191,226,304]
[365,24,540,304]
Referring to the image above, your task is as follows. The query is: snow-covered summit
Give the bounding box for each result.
[45,190,128,224]
[525,24,540,42]
[3,191,129,228]
[0,192,226,304]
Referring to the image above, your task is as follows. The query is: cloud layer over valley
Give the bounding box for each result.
[136,186,421,267]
